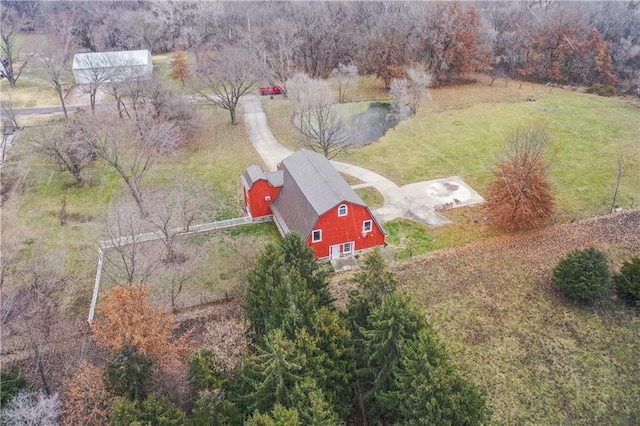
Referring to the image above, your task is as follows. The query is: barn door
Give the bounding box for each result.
[330,245,341,260]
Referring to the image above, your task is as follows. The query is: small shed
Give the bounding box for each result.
[242,150,386,259]
[72,50,153,85]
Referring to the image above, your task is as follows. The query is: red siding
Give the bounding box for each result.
[245,180,281,218]
[305,203,385,259]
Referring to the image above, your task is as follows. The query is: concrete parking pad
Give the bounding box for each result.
[402,176,485,210]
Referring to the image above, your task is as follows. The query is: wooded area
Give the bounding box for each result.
[1,1,639,92]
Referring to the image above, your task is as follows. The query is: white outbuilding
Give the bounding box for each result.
[72,49,153,85]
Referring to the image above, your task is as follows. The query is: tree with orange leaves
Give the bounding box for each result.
[91,284,191,369]
[61,363,112,426]
[422,2,489,83]
[485,125,555,233]
[170,51,190,86]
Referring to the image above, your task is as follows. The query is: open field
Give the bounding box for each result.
[334,209,640,425]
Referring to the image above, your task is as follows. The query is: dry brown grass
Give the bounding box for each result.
[386,209,640,425]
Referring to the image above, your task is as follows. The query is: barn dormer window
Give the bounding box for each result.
[338,204,348,217]
[312,229,322,242]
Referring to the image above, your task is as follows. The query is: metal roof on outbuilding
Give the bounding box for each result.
[271,149,366,239]
[241,166,283,191]
[72,50,153,85]
[72,50,152,70]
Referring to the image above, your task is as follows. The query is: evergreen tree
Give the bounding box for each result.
[268,268,319,340]
[347,248,400,423]
[0,366,29,408]
[301,308,354,418]
[355,248,398,306]
[395,329,488,425]
[243,243,285,340]
[110,395,187,426]
[137,395,187,425]
[245,404,301,426]
[244,234,333,343]
[361,292,427,423]
[348,248,397,333]
[239,330,305,417]
[281,233,333,307]
[104,347,153,403]
[291,376,342,425]
[189,349,238,425]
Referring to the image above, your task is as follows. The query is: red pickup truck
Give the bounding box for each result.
[259,86,282,96]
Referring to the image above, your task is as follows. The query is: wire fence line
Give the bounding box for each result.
[88,215,272,323]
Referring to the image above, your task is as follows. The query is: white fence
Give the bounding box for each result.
[88,215,270,323]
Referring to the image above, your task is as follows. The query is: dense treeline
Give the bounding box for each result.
[2,1,639,92]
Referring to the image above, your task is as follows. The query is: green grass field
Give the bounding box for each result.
[265,76,639,257]
[340,79,639,221]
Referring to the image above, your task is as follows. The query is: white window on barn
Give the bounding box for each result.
[312,229,322,242]
[343,242,353,254]
[363,220,373,233]
[338,204,348,217]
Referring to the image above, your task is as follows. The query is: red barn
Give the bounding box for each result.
[241,150,386,259]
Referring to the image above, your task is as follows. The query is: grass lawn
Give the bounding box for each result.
[2,105,278,312]
[340,78,639,221]
[266,76,639,257]
[337,210,640,425]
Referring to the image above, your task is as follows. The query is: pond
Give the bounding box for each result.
[346,102,407,146]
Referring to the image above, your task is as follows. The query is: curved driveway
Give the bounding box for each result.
[240,95,450,226]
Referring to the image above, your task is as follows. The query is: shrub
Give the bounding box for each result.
[613,256,640,306]
[552,248,609,302]
[1,366,29,408]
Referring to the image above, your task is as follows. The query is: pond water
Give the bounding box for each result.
[347,102,407,146]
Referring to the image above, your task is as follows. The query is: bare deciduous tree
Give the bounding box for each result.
[73,52,138,113]
[288,73,353,159]
[143,187,204,265]
[28,121,93,187]
[101,201,159,287]
[0,3,36,88]
[2,252,67,396]
[330,63,358,103]
[1,95,21,166]
[74,110,182,215]
[390,67,432,117]
[0,391,61,425]
[194,44,260,125]
[36,46,70,118]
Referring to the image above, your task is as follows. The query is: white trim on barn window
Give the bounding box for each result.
[343,241,354,254]
[312,229,322,242]
[338,204,348,217]
[363,220,372,233]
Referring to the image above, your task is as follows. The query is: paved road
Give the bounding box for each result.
[11,105,79,116]
[240,95,450,226]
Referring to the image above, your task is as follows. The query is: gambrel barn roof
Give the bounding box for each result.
[270,149,369,238]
